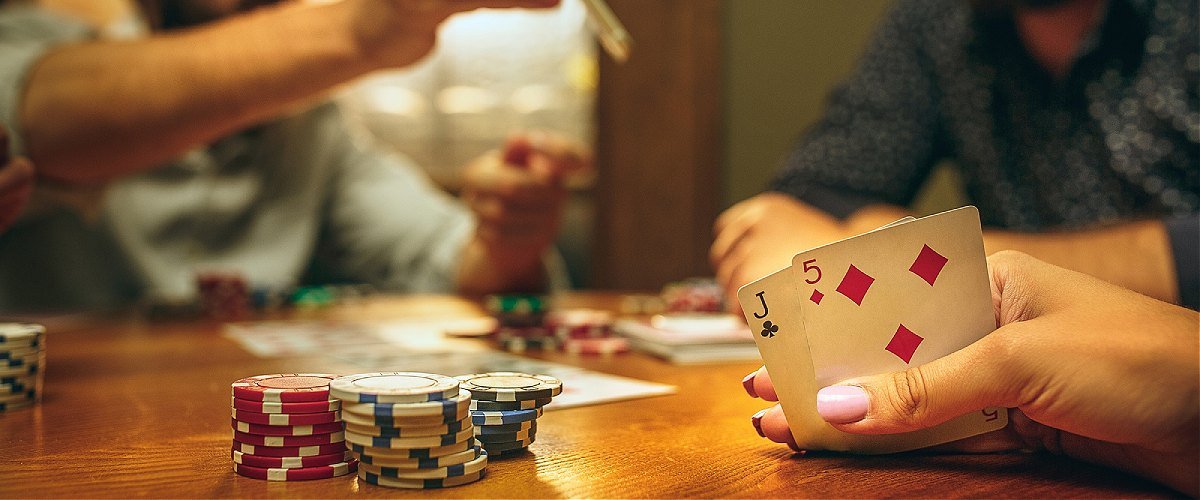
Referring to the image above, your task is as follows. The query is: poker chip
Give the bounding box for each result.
[545,309,613,339]
[344,428,474,449]
[329,372,459,404]
[233,459,357,481]
[231,374,337,403]
[340,409,467,428]
[470,408,543,425]
[479,436,535,453]
[232,430,346,447]
[456,372,562,402]
[231,397,340,414]
[469,398,551,411]
[0,347,39,360]
[354,445,480,468]
[0,362,41,377]
[359,448,487,479]
[342,390,471,418]
[0,323,44,345]
[661,278,725,312]
[233,442,346,457]
[474,420,535,435]
[0,399,36,411]
[347,438,473,460]
[231,408,341,426]
[196,270,251,320]
[344,416,469,438]
[358,469,485,489]
[231,450,352,469]
[484,294,546,315]
[231,419,343,436]
[474,428,535,444]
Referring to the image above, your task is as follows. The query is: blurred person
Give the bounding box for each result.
[0,0,588,311]
[744,251,1200,496]
[712,0,1198,309]
[0,124,34,234]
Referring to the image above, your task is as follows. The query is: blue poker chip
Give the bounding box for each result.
[344,428,474,450]
[474,420,536,435]
[348,439,472,460]
[455,372,562,402]
[342,391,471,419]
[469,407,542,425]
[357,469,485,489]
[359,448,487,480]
[329,372,460,404]
[355,445,480,468]
[474,428,535,444]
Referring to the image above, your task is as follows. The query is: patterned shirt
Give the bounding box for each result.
[771,0,1198,307]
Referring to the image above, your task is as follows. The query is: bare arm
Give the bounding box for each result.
[19,0,557,183]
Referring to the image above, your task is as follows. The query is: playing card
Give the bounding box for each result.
[791,206,1006,452]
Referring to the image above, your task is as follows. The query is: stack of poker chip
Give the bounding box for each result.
[0,323,45,412]
[197,270,251,320]
[485,294,557,352]
[544,309,630,356]
[457,372,563,455]
[661,278,725,313]
[331,372,488,489]
[229,373,357,481]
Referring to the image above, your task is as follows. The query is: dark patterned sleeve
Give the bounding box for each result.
[770,0,949,219]
[1165,214,1199,310]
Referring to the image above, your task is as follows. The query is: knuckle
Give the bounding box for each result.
[887,367,932,426]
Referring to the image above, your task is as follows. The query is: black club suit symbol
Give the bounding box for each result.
[760,321,778,338]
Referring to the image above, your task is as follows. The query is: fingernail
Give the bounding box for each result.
[741,372,758,398]
[816,385,869,424]
[750,409,766,437]
[783,432,806,454]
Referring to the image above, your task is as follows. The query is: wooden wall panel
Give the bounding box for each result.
[591,0,723,290]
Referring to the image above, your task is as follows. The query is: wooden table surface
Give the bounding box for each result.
[0,293,1176,498]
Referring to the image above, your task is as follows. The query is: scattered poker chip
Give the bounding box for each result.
[329,372,459,404]
[342,390,471,418]
[479,436,535,453]
[232,430,345,447]
[231,409,341,426]
[485,294,546,315]
[0,323,44,345]
[232,442,346,457]
[474,428,535,444]
[354,445,480,469]
[359,448,486,479]
[341,409,467,428]
[563,337,630,355]
[344,417,469,438]
[231,397,340,414]
[231,419,344,436]
[347,439,472,460]
[456,372,562,402]
[344,428,474,449]
[231,374,337,403]
[469,408,543,425]
[233,459,357,481]
[358,469,485,489]
[232,450,352,469]
[469,397,551,411]
[474,420,535,435]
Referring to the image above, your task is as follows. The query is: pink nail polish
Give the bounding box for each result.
[741,372,758,398]
[816,385,869,424]
[751,409,766,437]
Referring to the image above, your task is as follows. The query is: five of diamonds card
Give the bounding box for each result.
[738,206,1008,453]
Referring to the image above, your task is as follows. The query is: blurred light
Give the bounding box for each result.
[437,86,497,115]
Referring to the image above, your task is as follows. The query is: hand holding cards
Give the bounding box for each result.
[737,207,1007,453]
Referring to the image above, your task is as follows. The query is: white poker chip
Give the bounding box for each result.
[330,372,460,404]
[455,372,562,402]
[0,323,44,346]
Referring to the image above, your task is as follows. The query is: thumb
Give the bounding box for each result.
[502,135,533,166]
[814,333,1015,435]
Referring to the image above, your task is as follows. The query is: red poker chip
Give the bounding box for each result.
[231,450,351,469]
[232,408,341,426]
[233,459,357,481]
[231,419,344,436]
[231,374,337,403]
[232,442,346,457]
[562,337,630,355]
[232,430,345,447]
[231,397,340,414]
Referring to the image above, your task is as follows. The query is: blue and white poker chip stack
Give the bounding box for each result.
[331,372,488,489]
[457,372,563,455]
[0,323,45,412]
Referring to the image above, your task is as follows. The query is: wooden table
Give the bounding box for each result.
[0,293,1176,498]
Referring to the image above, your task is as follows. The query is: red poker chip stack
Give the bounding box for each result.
[545,309,630,356]
[197,271,251,321]
[660,278,725,313]
[229,374,357,481]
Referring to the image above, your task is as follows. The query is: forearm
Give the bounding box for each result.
[21,0,377,183]
[984,220,1178,303]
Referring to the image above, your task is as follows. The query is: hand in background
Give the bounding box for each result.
[744,251,1199,495]
[0,125,35,233]
[456,130,591,294]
